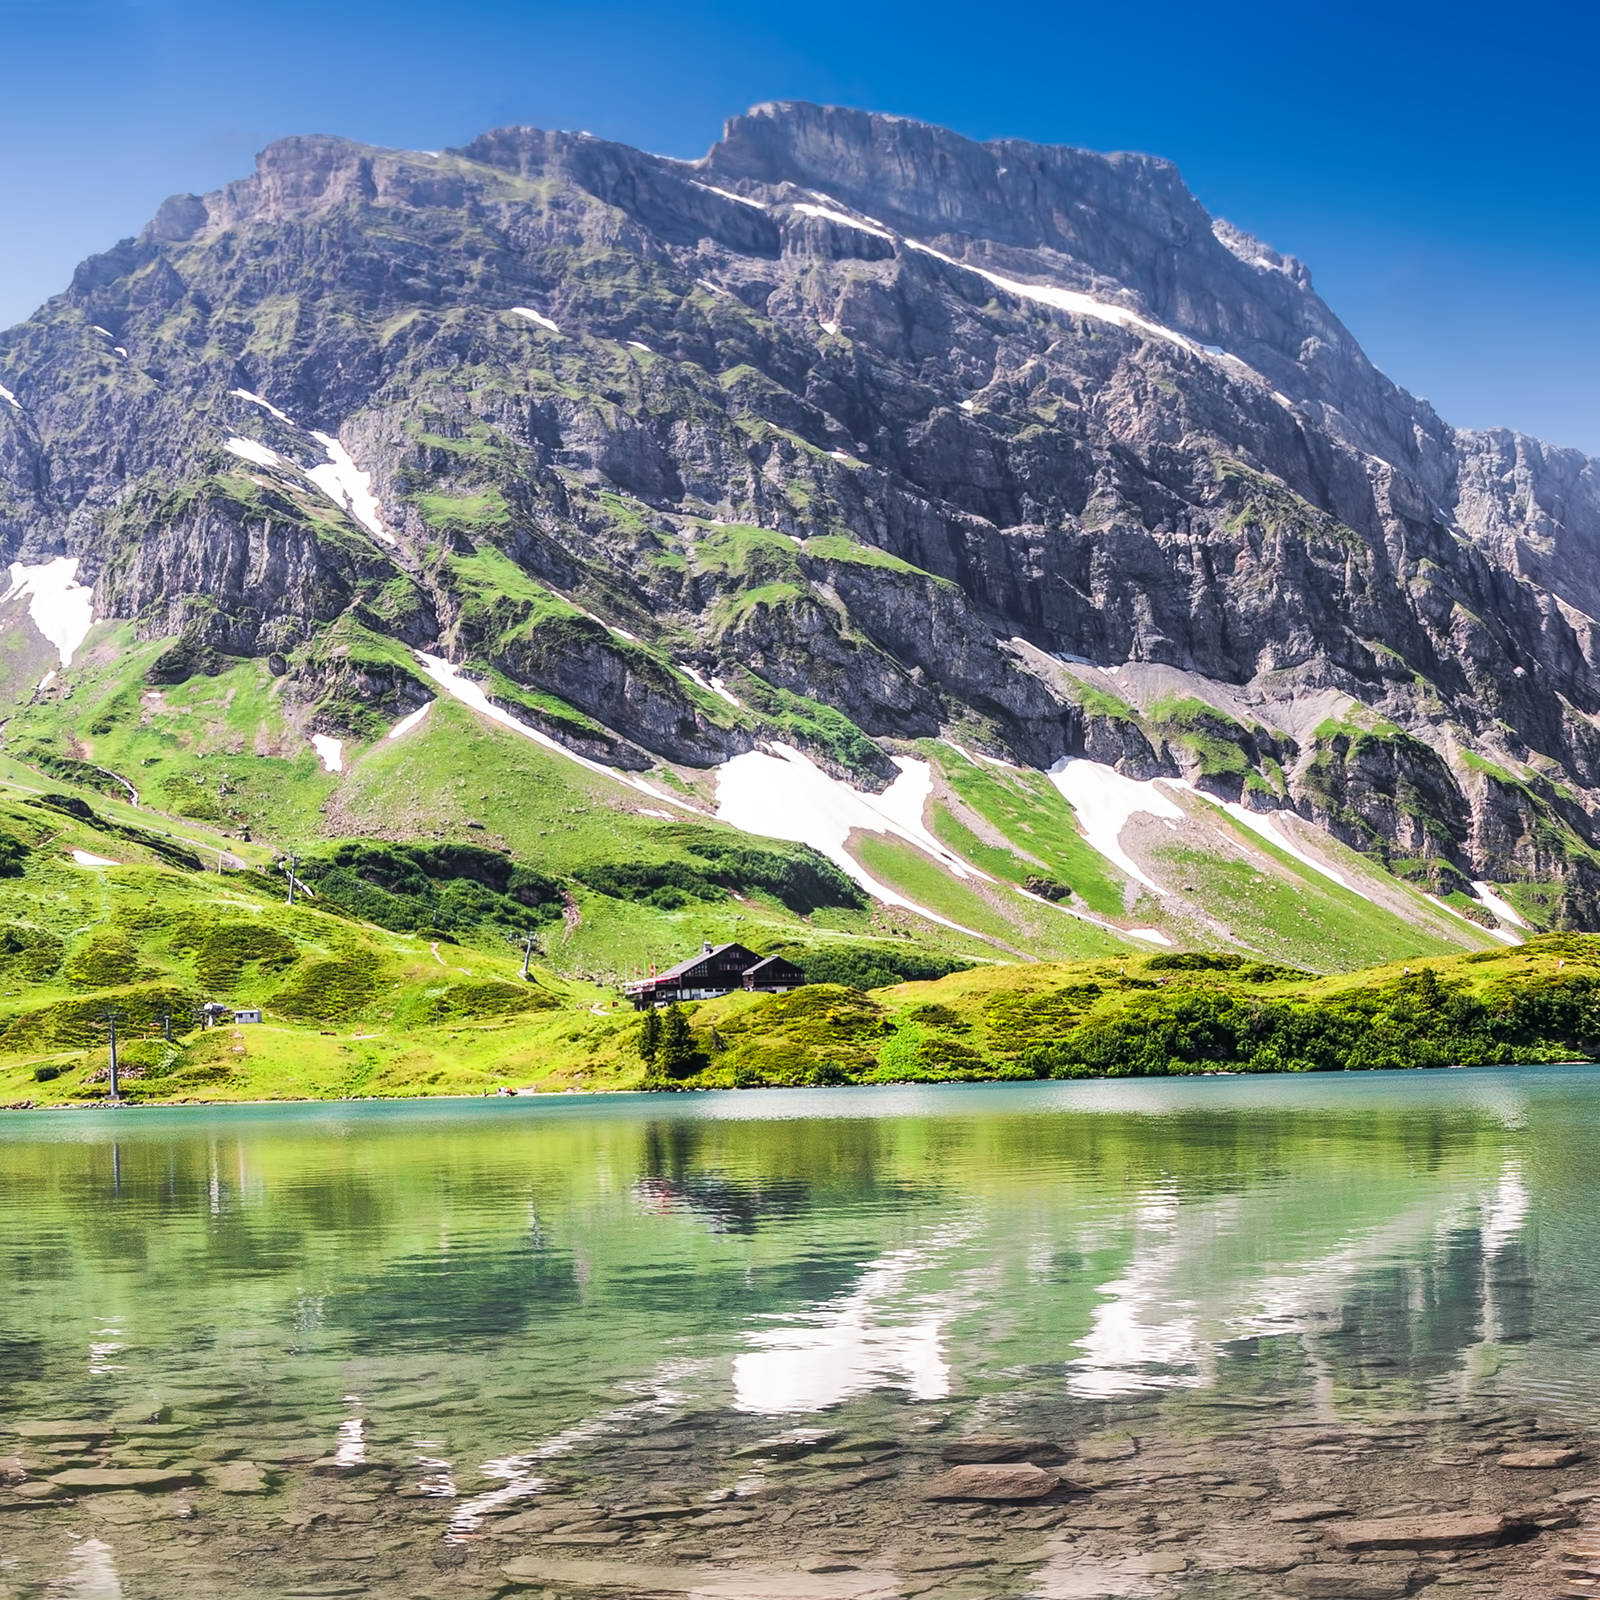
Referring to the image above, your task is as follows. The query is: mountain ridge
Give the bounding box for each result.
[2,100,1598,965]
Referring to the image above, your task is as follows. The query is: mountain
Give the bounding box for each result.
[3,100,1598,997]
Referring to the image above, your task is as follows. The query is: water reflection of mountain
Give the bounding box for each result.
[5,1070,1600,1444]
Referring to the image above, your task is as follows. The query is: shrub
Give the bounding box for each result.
[301,841,563,936]
[271,959,381,1023]
[63,934,151,990]
[421,981,557,1022]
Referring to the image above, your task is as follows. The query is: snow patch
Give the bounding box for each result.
[942,739,1017,771]
[225,436,280,468]
[311,734,344,773]
[626,340,652,352]
[689,180,767,210]
[791,202,895,240]
[1472,880,1530,930]
[1126,928,1174,946]
[708,675,742,708]
[906,239,1200,355]
[1047,758,1184,893]
[0,382,18,409]
[387,702,432,740]
[91,325,112,337]
[415,653,698,811]
[3,557,95,667]
[714,744,987,933]
[70,849,119,868]
[231,388,295,425]
[1426,893,1521,945]
[510,306,561,334]
[308,432,394,545]
[638,808,675,821]
[820,319,840,336]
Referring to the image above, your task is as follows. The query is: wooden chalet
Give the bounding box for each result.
[624,942,807,1009]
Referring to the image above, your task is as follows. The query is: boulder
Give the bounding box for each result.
[922,1463,1062,1502]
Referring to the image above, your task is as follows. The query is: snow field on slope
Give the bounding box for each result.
[0,383,20,409]
[1471,881,1529,930]
[3,557,95,668]
[231,388,295,425]
[308,433,393,544]
[1047,759,1183,893]
[225,437,281,468]
[311,735,344,773]
[509,306,561,334]
[714,744,987,935]
[387,703,432,740]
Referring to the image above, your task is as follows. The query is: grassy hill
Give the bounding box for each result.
[2,776,1594,1107]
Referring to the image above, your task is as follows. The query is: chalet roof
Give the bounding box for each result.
[647,941,759,984]
[744,954,803,973]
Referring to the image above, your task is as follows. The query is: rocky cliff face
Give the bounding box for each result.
[2,102,1598,918]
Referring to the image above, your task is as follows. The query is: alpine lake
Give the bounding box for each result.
[3,1067,1600,1599]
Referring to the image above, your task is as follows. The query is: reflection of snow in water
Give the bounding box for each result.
[54,1537,123,1599]
[88,1326,124,1376]
[415,1454,457,1498]
[1069,1167,1533,1398]
[446,1362,699,1540]
[1480,1162,1529,1260]
[1069,1191,1209,1398]
[733,1242,958,1414]
[334,1397,366,1466]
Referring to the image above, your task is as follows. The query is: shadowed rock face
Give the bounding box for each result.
[1,101,1598,912]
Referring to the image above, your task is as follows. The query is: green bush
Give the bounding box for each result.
[0,986,197,1052]
[63,934,151,990]
[421,981,558,1022]
[301,841,563,936]
[575,835,864,916]
[271,959,381,1023]
[0,831,27,878]
[798,946,971,990]
[169,919,299,991]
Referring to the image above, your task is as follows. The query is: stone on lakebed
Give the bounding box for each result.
[1498,1446,1583,1469]
[939,1436,1067,1465]
[922,1463,1062,1502]
[1329,1511,1531,1550]
[49,1467,196,1493]
[1282,1563,1418,1599]
[1269,1501,1349,1523]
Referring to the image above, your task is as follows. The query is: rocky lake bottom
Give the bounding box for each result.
[4,1387,1596,1598]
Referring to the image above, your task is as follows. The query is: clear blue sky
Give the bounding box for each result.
[4,0,1598,452]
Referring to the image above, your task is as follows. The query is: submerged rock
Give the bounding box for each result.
[1329,1511,1532,1550]
[1499,1446,1583,1469]
[1282,1563,1418,1599]
[939,1437,1067,1465]
[49,1467,196,1492]
[921,1463,1062,1502]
